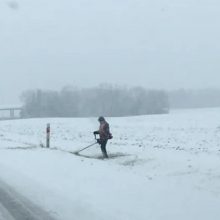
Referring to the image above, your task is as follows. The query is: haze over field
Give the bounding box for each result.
[0,0,220,104]
[1,2,220,219]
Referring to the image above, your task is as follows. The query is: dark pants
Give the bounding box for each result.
[100,139,108,158]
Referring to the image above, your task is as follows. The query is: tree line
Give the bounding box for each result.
[168,89,220,109]
[20,85,170,118]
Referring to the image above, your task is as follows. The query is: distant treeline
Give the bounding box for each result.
[21,85,169,118]
[169,89,220,109]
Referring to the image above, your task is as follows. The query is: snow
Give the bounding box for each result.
[0,108,220,220]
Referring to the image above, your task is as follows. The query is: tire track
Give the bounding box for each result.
[0,179,57,220]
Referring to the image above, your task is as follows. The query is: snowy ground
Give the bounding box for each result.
[0,108,220,220]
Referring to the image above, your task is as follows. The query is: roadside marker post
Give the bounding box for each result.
[46,123,50,148]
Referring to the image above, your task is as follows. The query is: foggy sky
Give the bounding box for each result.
[0,0,220,104]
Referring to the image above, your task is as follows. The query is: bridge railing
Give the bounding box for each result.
[0,108,23,120]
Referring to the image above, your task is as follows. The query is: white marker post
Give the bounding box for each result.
[46,123,50,148]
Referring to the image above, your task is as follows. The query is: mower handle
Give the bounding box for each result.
[94,133,98,140]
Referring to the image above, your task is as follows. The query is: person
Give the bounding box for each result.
[94,116,112,158]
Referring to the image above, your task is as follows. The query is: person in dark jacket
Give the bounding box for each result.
[94,116,112,158]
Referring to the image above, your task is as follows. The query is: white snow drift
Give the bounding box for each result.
[0,108,220,220]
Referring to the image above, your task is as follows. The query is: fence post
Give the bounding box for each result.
[46,123,50,148]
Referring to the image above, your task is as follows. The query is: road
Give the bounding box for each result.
[0,179,56,220]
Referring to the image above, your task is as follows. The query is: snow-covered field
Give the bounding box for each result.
[0,108,220,220]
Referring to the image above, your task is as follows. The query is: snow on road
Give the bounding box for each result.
[0,108,220,220]
[0,179,55,220]
[0,203,13,220]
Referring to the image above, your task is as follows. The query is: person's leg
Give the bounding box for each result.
[101,140,108,158]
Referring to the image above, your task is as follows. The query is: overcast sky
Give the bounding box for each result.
[0,0,220,104]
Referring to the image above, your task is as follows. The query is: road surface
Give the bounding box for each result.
[0,179,56,220]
